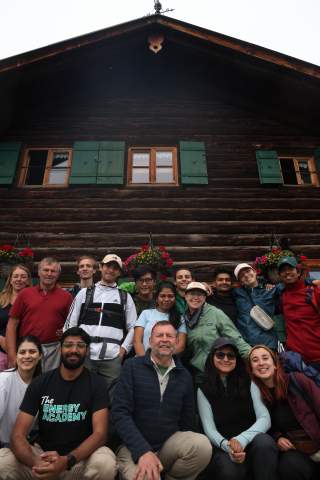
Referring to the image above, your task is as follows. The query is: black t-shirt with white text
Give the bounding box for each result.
[20,367,109,455]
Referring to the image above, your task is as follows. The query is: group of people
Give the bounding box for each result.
[0,251,319,480]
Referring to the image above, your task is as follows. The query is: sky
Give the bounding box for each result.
[1,0,320,66]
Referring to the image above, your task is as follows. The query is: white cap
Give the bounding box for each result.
[101,254,123,270]
[185,281,208,295]
[234,263,254,280]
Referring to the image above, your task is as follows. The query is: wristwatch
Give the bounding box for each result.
[66,453,77,470]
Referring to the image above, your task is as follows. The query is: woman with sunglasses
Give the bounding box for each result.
[198,337,277,480]
[0,335,42,447]
[133,281,186,356]
[249,345,320,480]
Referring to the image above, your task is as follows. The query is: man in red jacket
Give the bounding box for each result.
[278,256,320,370]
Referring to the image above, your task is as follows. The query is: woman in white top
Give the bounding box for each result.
[133,282,187,356]
[0,335,42,447]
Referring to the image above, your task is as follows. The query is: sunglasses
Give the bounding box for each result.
[214,351,236,360]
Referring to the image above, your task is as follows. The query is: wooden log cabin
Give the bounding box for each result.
[0,14,320,283]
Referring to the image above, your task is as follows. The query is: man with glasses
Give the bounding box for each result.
[0,327,117,479]
[112,321,212,480]
[120,265,157,316]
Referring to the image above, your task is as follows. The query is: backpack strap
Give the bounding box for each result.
[78,285,95,326]
[119,289,128,335]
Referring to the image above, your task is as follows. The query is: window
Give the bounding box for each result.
[128,147,178,185]
[279,156,319,186]
[19,148,72,187]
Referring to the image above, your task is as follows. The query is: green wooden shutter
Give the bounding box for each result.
[179,141,208,184]
[256,150,283,184]
[97,141,125,185]
[314,148,320,176]
[69,141,99,184]
[0,142,21,185]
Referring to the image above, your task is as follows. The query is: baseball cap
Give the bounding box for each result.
[101,254,123,270]
[185,281,208,295]
[234,263,254,280]
[277,256,298,271]
[212,337,238,351]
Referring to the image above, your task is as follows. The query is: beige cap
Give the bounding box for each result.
[185,281,208,295]
[234,263,254,280]
[101,254,123,270]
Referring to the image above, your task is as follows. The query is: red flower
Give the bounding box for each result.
[141,244,149,252]
[300,255,308,261]
[166,259,173,267]
[158,246,166,252]
[261,256,267,264]
[1,244,14,252]
[161,252,170,259]
[271,247,281,253]
[159,274,167,281]
[18,247,34,257]
[255,268,262,275]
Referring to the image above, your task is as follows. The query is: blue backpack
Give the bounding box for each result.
[280,350,320,388]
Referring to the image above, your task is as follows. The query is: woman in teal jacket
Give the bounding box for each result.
[183,282,250,385]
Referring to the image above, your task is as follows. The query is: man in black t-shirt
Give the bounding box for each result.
[0,327,117,480]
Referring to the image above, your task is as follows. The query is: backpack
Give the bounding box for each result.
[78,285,128,334]
[280,350,320,388]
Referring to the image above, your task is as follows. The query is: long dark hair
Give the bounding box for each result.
[201,344,251,400]
[16,335,42,378]
[155,281,181,330]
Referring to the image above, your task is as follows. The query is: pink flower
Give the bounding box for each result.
[261,256,267,264]
[161,252,170,259]
[158,246,166,252]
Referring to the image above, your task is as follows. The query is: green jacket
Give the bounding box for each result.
[186,303,251,383]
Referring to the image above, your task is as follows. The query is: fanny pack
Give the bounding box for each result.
[249,305,275,331]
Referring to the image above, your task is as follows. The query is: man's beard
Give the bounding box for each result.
[61,353,86,370]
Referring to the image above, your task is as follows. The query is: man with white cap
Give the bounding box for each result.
[64,254,137,396]
[232,263,278,350]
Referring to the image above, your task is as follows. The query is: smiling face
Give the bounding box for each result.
[10,267,30,293]
[214,273,232,295]
[100,261,121,284]
[278,265,300,285]
[156,287,176,312]
[238,267,258,288]
[38,261,60,290]
[185,289,206,312]
[77,257,96,281]
[213,346,237,376]
[16,340,42,375]
[60,335,88,370]
[174,269,193,294]
[149,323,178,361]
[249,347,276,387]
[136,272,155,297]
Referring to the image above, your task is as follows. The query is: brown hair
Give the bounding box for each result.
[248,345,288,405]
[0,264,32,307]
[76,255,97,269]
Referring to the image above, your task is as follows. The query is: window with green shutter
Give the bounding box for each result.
[256,150,283,184]
[256,149,319,186]
[0,142,22,185]
[70,141,125,185]
[179,141,208,185]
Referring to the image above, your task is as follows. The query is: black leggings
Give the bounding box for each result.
[278,450,319,480]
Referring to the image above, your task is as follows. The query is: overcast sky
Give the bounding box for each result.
[1,0,320,66]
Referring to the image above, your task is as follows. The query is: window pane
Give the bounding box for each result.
[156,151,172,167]
[156,167,173,183]
[280,158,297,185]
[132,168,150,183]
[298,160,312,184]
[52,152,69,168]
[133,153,150,167]
[25,150,48,185]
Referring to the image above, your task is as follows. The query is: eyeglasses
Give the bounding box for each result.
[138,278,154,284]
[62,342,87,349]
[214,351,236,360]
